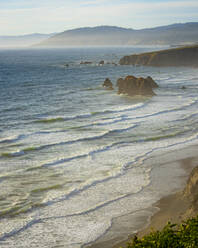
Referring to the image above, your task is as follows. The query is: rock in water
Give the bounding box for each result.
[116,75,158,96]
[146,76,158,88]
[102,78,114,90]
[80,61,92,65]
[99,60,105,65]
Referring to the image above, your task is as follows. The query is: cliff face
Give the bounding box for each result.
[119,45,198,67]
[138,165,198,239]
[183,166,198,217]
[184,166,198,198]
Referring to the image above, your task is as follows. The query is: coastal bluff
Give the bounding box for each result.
[119,45,198,67]
[138,164,198,240]
[183,166,198,217]
[86,164,198,248]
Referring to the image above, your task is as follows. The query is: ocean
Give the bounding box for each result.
[0,47,198,248]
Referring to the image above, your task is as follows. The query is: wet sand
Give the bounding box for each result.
[86,152,198,248]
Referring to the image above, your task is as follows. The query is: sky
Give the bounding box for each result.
[0,0,198,35]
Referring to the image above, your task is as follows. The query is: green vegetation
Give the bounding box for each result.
[124,216,198,248]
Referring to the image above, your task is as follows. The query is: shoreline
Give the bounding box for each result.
[86,147,198,248]
[112,191,191,248]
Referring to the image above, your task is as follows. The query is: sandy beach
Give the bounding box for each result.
[87,148,198,248]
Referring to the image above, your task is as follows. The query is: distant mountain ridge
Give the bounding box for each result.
[37,22,198,47]
[0,33,56,48]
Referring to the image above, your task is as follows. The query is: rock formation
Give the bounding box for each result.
[116,75,158,96]
[99,60,105,65]
[183,166,198,217]
[102,78,114,90]
[106,62,117,66]
[119,45,198,67]
[80,61,92,65]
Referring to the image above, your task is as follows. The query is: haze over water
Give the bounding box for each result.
[1,47,198,247]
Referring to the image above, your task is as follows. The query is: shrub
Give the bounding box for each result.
[124,216,198,248]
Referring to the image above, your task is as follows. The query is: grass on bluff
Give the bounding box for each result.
[123,215,198,248]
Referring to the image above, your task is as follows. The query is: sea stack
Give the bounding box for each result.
[99,60,105,66]
[80,61,92,65]
[102,78,114,90]
[116,75,158,96]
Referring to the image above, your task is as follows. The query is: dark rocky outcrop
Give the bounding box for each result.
[116,75,158,96]
[80,61,92,65]
[106,62,117,66]
[102,78,114,90]
[99,60,105,65]
[119,45,198,67]
[145,76,159,88]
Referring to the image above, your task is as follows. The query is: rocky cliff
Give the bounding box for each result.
[116,75,158,96]
[119,45,198,67]
[183,166,198,217]
[138,164,198,240]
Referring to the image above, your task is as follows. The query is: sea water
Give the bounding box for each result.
[0,47,198,247]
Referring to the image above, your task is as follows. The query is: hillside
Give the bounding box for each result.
[0,33,56,48]
[119,45,198,67]
[36,26,135,46]
[36,22,198,47]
